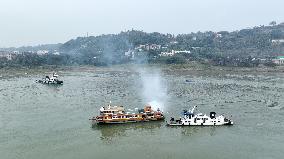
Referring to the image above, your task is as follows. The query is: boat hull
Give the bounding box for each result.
[91,117,164,125]
[166,121,233,126]
[37,80,63,85]
[94,120,148,125]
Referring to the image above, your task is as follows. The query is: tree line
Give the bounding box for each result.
[1,22,284,67]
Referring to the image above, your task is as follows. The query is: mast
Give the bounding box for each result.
[190,106,197,113]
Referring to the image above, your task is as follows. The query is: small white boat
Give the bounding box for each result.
[167,106,233,126]
[36,73,63,85]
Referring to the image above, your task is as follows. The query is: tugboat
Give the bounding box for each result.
[90,103,164,125]
[167,106,233,126]
[36,73,63,85]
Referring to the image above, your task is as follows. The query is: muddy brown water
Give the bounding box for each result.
[0,66,283,159]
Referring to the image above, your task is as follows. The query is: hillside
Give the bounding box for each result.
[1,22,284,67]
[59,23,284,65]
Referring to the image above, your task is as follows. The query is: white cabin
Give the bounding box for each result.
[168,106,233,126]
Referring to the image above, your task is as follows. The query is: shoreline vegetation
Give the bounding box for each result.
[1,22,284,69]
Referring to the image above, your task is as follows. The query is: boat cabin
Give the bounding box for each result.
[99,105,125,115]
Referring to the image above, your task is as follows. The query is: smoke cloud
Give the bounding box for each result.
[138,67,168,111]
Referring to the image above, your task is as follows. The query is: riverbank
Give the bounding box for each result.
[1,63,284,79]
[164,63,284,76]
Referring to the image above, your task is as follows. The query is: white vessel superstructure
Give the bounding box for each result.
[36,73,63,85]
[167,106,233,126]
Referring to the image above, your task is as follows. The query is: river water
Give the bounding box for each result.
[0,66,283,159]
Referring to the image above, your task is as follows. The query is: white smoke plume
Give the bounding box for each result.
[138,68,168,112]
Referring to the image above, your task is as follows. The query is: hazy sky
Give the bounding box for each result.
[1,0,284,47]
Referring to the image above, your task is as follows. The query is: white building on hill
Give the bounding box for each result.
[159,50,191,57]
